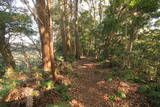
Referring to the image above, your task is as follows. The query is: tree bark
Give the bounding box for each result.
[36,0,56,80]
[59,0,67,60]
[74,0,80,59]
[64,0,72,55]
[0,23,15,75]
[126,38,134,68]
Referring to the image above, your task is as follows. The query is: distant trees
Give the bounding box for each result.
[58,0,77,60]
[0,1,32,75]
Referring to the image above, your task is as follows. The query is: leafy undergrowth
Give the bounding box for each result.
[139,84,160,107]
[0,68,72,107]
[109,90,127,101]
[104,69,160,106]
[0,75,24,101]
[65,57,150,107]
[0,57,157,107]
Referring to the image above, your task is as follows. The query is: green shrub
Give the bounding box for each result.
[109,90,126,101]
[40,80,54,89]
[0,78,22,99]
[105,72,116,81]
[109,94,116,101]
[54,84,71,101]
[117,91,126,98]
[120,70,135,81]
[139,84,160,106]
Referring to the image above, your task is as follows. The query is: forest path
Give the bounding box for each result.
[67,57,149,107]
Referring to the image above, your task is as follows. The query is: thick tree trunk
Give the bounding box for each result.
[0,24,15,75]
[74,0,80,59]
[36,0,56,80]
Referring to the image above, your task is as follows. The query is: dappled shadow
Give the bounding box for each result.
[67,57,150,107]
[68,57,110,107]
[1,57,150,107]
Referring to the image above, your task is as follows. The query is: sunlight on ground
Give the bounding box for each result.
[69,99,85,107]
[83,63,98,68]
[78,65,87,69]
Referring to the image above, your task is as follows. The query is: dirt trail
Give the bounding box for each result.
[67,57,149,107]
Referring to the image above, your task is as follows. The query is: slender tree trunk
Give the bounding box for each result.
[126,38,134,68]
[48,0,56,80]
[74,0,80,59]
[21,43,32,72]
[0,23,15,75]
[64,0,73,56]
[36,0,56,80]
[59,0,67,60]
[99,0,102,21]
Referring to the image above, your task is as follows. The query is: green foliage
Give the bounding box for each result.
[117,91,127,98]
[54,84,72,101]
[102,16,120,34]
[94,69,103,73]
[120,70,135,81]
[105,70,135,81]
[105,72,117,81]
[135,0,159,13]
[65,54,76,63]
[46,101,71,107]
[139,84,160,106]
[97,0,160,84]
[105,70,151,83]
[41,80,54,89]
[0,11,33,35]
[0,102,11,107]
[109,90,127,101]
[73,72,81,78]
[133,74,148,83]
[0,77,22,99]
[109,94,117,101]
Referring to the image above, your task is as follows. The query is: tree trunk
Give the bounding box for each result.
[98,0,102,21]
[64,0,72,55]
[59,0,67,60]
[126,38,134,68]
[0,23,15,75]
[74,0,80,59]
[36,0,56,80]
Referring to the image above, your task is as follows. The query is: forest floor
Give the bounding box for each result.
[2,57,150,107]
[65,57,149,107]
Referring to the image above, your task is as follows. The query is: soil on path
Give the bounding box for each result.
[67,57,149,107]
